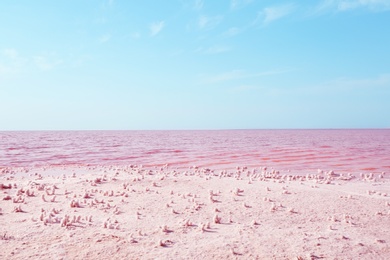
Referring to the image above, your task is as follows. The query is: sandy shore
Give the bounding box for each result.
[1,165,389,259]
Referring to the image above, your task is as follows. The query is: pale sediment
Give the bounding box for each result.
[1,165,389,259]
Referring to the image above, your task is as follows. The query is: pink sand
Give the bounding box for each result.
[1,165,389,259]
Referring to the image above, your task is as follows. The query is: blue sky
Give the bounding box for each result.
[1,0,389,130]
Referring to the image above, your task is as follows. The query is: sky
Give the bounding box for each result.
[1,0,390,130]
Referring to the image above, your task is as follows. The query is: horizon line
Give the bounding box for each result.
[0,128,389,132]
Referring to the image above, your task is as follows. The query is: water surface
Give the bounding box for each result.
[1,129,389,174]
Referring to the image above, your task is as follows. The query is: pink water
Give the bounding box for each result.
[1,130,389,174]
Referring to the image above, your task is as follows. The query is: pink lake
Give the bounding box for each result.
[1,129,389,175]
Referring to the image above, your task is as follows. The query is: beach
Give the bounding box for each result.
[1,164,389,259]
[2,0,389,258]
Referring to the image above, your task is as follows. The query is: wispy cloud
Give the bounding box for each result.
[33,56,63,71]
[99,34,111,43]
[194,0,203,10]
[319,73,390,89]
[198,15,223,30]
[223,27,241,37]
[169,49,185,57]
[230,0,253,10]
[150,21,165,36]
[71,55,92,68]
[315,0,390,13]
[205,45,231,54]
[228,84,261,93]
[0,64,9,76]
[131,32,141,39]
[1,49,63,75]
[195,45,231,55]
[257,3,295,25]
[207,70,245,82]
[0,48,26,77]
[3,48,19,59]
[205,69,292,83]
[313,0,335,14]
[100,0,114,11]
[287,73,390,98]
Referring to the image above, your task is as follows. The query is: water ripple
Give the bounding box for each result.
[0,129,389,174]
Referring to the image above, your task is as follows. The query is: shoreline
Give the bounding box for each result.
[1,165,390,259]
